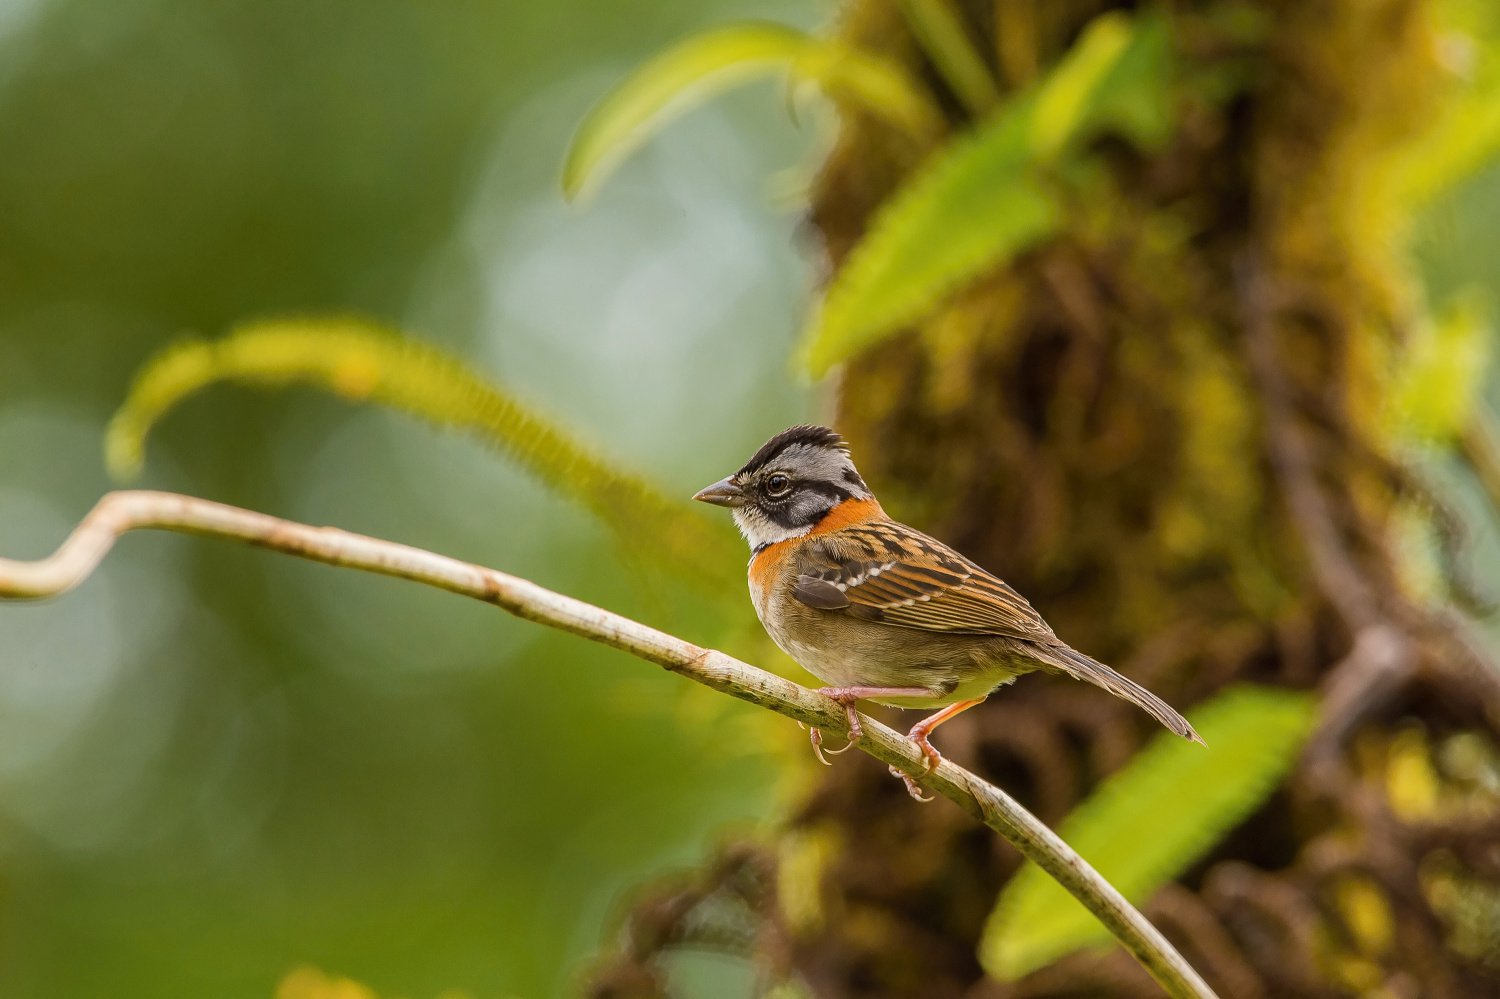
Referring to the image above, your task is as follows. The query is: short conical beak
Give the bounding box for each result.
[692,476,746,508]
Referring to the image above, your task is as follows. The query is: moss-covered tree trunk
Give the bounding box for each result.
[590,2,1500,996]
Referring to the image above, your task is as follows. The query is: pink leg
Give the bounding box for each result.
[889,697,987,802]
[808,686,937,764]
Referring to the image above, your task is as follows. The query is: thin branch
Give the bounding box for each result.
[0,490,1218,999]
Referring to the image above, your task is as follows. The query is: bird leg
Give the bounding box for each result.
[906,697,986,777]
[808,686,936,765]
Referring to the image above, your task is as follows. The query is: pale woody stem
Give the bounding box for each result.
[0,490,1219,999]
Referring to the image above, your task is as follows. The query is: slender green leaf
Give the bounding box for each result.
[106,316,741,585]
[562,22,942,202]
[800,111,1058,376]
[800,12,1173,376]
[895,0,998,116]
[1084,11,1175,149]
[792,40,945,137]
[1029,12,1132,158]
[979,684,1316,982]
[1402,86,1500,208]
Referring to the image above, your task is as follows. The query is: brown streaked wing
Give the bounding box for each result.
[795,521,1057,642]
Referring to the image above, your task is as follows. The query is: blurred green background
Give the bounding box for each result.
[4,1,1500,998]
[0,1,823,996]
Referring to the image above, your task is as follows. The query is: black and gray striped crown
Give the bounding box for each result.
[737,425,848,476]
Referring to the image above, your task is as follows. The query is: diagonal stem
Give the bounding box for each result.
[0,490,1218,999]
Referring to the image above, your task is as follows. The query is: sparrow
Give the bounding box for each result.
[694,425,1201,800]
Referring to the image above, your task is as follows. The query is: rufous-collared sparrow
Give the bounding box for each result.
[694,425,1201,800]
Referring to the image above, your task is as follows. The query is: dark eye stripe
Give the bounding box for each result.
[804,481,854,504]
[757,479,855,530]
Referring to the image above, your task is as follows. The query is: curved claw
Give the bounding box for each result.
[902,697,981,778]
[889,765,935,802]
[912,734,943,778]
[809,727,832,765]
[806,692,866,764]
[810,723,846,762]
[810,726,854,764]
[823,735,857,755]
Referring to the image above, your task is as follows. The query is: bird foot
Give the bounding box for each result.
[900,696,982,784]
[909,729,944,778]
[806,688,870,763]
[809,725,856,765]
[886,707,972,802]
[805,688,955,794]
[889,765,935,802]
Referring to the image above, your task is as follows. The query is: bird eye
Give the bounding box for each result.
[766,474,792,496]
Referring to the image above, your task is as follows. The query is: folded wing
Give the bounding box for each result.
[791,519,1202,743]
[793,521,1056,643]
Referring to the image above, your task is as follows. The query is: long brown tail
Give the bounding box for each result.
[1033,643,1204,744]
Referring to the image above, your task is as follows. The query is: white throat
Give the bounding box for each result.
[732,507,812,551]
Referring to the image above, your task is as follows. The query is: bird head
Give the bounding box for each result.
[693,425,874,549]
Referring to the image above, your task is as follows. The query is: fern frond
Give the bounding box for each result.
[105,317,741,585]
[562,22,942,202]
[800,12,1172,376]
[979,684,1316,981]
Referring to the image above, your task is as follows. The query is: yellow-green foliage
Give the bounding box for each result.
[1390,288,1492,443]
[561,22,941,202]
[1390,0,1500,208]
[777,823,840,933]
[894,0,997,115]
[106,317,739,584]
[979,685,1317,981]
[799,11,1173,376]
[1156,321,1290,619]
[1423,849,1500,966]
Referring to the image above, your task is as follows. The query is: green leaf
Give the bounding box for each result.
[979,684,1317,982]
[562,22,942,202]
[895,0,999,116]
[799,117,1058,376]
[1028,12,1133,159]
[800,12,1173,376]
[106,316,741,586]
[1085,11,1175,149]
[1394,0,1500,207]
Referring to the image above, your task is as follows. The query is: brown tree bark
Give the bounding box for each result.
[589,1,1500,996]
